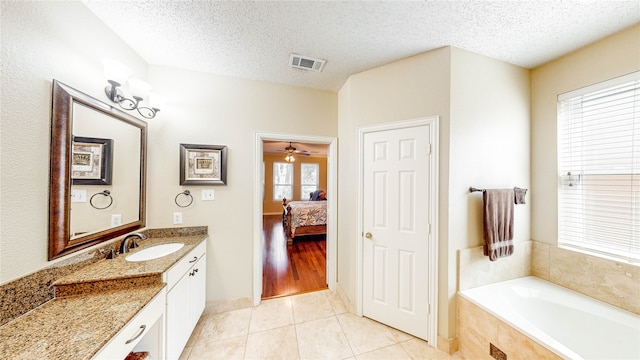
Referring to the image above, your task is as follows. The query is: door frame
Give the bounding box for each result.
[356,117,439,345]
[253,132,338,305]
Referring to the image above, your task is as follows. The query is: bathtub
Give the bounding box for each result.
[459,276,640,360]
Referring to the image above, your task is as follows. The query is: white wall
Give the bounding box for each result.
[531,24,640,245]
[0,1,147,283]
[146,66,337,300]
[337,46,530,342]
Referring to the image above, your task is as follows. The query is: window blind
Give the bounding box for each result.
[558,72,640,263]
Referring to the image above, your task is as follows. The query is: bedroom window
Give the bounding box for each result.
[558,72,639,263]
[300,163,319,200]
[273,162,293,201]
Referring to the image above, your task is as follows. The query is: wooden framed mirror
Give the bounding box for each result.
[49,80,147,260]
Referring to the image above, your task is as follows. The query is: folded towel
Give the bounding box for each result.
[483,189,514,261]
[514,187,527,204]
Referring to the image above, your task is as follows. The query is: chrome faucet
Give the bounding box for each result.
[119,232,147,254]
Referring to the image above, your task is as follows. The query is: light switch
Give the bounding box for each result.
[173,212,183,224]
[71,189,87,203]
[202,189,215,201]
[111,214,122,227]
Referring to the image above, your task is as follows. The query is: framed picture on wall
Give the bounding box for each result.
[71,136,113,185]
[180,143,228,185]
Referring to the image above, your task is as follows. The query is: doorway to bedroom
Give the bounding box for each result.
[253,133,337,305]
[261,140,329,299]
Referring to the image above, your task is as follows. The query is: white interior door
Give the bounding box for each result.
[362,123,432,340]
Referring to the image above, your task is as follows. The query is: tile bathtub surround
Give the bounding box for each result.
[530,240,550,279]
[532,240,640,315]
[457,241,532,291]
[459,239,639,314]
[457,294,560,360]
[179,290,465,360]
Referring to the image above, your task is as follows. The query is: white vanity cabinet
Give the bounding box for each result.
[93,288,166,360]
[164,241,207,360]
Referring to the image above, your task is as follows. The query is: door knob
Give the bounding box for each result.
[365,232,372,239]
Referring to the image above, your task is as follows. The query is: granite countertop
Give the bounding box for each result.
[0,228,208,359]
[53,233,207,296]
[0,286,164,360]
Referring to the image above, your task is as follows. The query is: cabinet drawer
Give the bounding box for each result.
[93,288,165,360]
[164,240,206,291]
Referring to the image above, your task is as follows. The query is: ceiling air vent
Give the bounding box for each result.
[289,54,326,72]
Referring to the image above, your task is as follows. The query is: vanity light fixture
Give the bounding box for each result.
[103,59,162,119]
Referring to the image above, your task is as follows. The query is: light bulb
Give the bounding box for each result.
[102,59,132,85]
[128,78,152,99]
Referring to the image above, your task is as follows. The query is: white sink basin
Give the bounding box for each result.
[125,243,185,262]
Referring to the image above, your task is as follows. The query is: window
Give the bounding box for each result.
[273,162,293,201]
[558,72,639,263]
[300,163,319,200]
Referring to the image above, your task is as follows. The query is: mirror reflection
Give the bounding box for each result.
[49,80,147,259]
[70,103,142,239]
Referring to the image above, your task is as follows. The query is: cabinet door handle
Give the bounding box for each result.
[189,256,198,263]
[125,324,146,344]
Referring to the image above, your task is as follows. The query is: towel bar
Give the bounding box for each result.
[469,186,528,193]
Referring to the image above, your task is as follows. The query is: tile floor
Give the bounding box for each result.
[178,290,465,360]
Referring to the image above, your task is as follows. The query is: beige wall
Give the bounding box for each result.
[531,24,640,245]
[448,48,530,339]
[0,2,339,305]
[262,153,328,214]
[337,46,530,342]
[337,48,453,333]
[4,0,637,343]
[145,66,337,300]
[0,1,147,283]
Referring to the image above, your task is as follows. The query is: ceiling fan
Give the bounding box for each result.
[284,142,309,162]
[284,142,310,155]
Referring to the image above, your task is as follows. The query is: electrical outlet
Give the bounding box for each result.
[202,189,215,201]
[111,214,122,227]
[173,212,183,224]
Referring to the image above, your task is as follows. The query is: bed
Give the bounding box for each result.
[282,198,327,240]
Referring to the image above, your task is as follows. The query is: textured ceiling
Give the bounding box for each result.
[83,1,639,92]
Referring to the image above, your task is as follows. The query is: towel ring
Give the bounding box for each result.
[90,190,113,210]
[175,190,193,208]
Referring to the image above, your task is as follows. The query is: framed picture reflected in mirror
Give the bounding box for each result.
[71,136,113,185]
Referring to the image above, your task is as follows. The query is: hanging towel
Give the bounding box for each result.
[514,187,527,204]
[483,189,514,261]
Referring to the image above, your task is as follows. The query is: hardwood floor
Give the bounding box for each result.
[262,215,327,299]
